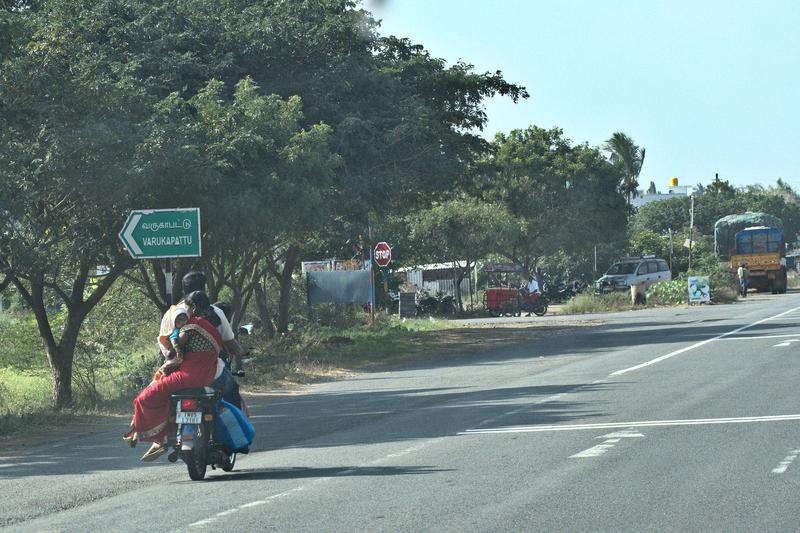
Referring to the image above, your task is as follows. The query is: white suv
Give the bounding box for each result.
[595,256,672,293]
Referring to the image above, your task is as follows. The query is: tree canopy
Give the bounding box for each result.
[0,0,528,407]
[483,126,628,275]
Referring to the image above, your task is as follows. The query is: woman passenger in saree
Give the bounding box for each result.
[123,291,222,461]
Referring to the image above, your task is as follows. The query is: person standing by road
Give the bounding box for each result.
[737,262,749,298]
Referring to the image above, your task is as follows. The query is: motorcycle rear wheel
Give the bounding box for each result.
[533,301,548,316]
[182,423,209,481]
[222,452,237,472]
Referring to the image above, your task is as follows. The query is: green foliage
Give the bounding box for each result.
[628,229,671,260]
[0,312,50,371]
[605,131,645,205]
[485,126,627,273]
[536,250,595,287]
[73,279,161,405]
[631,180,800,248]
[646,262,738,306]
[645,280,687,305]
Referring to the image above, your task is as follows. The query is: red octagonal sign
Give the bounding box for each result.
[374,241,392,267]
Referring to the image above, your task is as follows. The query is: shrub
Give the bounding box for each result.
[646,279,686,305]
[561,292,632,314]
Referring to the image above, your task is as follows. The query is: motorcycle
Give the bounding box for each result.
[415,290,458,317]
[168,388,243,480]
[517,288,548,316]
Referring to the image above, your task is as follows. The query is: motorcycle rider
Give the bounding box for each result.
[158,273,247,415]
[526,275,541,296]
[518,275,541,316]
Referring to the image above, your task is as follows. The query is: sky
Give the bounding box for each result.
[369,0,800,192]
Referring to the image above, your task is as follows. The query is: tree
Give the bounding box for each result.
[406,197,524,310]
[706,175,735,195]
[605,132,646,205]
[0,3,151,407]
[484,126,628,275]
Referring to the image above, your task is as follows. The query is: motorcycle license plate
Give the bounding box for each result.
[176,411,202,424]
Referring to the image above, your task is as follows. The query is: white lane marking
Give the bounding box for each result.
[610,305,800,376]
[772,449,800,474]
[473,393,566,428]
[0,461,57,468]
[570,439,619,458]
[597,430,644,439]
[774,342,793,347]
[188,438,445,529]
[189,486,306,528]
[459,413,800,435]
[722,333,800,340]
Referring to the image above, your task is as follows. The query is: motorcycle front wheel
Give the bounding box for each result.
[533,301,548,316]
[182,423,209,481]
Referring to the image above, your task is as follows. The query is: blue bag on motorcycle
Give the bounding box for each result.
[214,399,255,452]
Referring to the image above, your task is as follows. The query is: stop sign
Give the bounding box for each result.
[374,242,392,267]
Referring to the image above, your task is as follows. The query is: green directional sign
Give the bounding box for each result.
[119,208,201,259]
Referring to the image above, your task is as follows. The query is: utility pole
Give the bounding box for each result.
[687,192,695,271]
[668,228,674,273]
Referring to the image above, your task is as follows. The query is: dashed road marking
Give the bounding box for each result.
[772,449,800,474]
[570,439,619,458]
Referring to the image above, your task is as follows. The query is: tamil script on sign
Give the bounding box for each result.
[141,220,193,231]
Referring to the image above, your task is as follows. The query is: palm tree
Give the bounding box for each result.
[605,132,646,206]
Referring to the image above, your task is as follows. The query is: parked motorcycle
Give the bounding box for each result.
[415,290,458,317]
[544,278,588,303]
[517,288,548,316]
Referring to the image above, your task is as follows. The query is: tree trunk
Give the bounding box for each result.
[275,244,300,335]
[253,281,276,339]
[11,260,127,410]
[50,348,74,409]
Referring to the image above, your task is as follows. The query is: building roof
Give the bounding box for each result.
[395,261,469,272]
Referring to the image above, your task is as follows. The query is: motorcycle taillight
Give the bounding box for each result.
[181,399,199,410]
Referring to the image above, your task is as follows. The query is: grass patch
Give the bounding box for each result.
[244,314,456,386]
[560,292,633,314]
[0,367,52,414]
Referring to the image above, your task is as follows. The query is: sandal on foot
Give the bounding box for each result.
[140,443,167,462]
[123,429,138,448]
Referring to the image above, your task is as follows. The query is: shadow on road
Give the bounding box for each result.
[255,382,613,452]
[201,465,451,483]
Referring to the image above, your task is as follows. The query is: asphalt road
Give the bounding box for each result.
[3,294,800,532]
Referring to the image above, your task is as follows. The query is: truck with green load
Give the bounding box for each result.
[715,212,787,294]
[730,226,786,294]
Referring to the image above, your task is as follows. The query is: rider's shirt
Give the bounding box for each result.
[527,280,540,294]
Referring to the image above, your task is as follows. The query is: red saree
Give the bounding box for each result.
[132,316,221,444]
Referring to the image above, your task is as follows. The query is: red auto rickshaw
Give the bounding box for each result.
[483,262,522,317]
[483,262,547,317]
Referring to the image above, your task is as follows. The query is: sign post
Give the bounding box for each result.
[373,242,391,314]
[374,242,391,268]
[119,208,202,304]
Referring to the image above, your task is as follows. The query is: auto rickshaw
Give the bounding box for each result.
[483,262,524,317]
